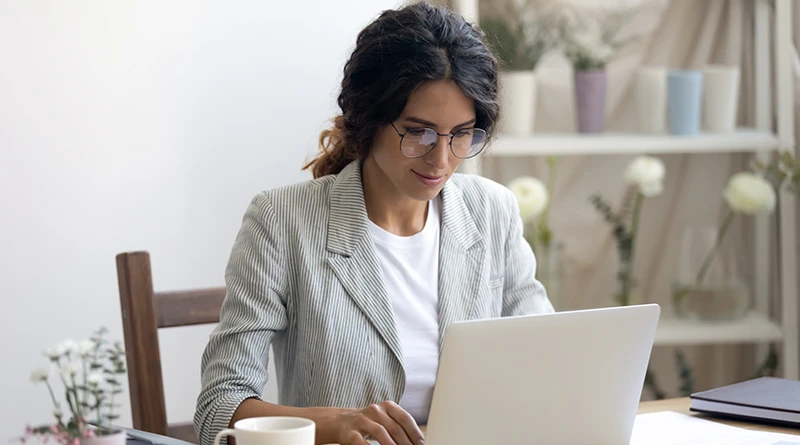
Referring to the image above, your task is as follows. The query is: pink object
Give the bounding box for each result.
[574,70,607,133]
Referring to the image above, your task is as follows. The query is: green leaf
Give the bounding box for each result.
[754,345,779,378]
[589,194,628,232]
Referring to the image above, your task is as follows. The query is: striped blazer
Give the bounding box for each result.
[194,160,554,445]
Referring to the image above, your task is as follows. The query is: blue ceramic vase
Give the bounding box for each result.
[667,70,703,135]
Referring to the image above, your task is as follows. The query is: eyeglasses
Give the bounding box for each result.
[390,122,488,159]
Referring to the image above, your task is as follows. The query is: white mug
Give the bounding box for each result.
[213,417,315,445]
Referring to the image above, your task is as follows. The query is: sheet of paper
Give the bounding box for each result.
[631,411,800,445]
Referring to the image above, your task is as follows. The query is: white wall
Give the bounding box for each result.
[0,0,400,437]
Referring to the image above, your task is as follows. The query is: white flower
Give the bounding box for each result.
[53,408,63,418]
[508,176,549,222]
[43,345,66,361]
[568,32,614,63]
[60,362,80,379]
[87,372,103,387]
[77,339,95,357]
[723,172,776,214]
[625,156,665,197]
[59,340,79,355]
[30,367,49,384]
[635,179,663,197]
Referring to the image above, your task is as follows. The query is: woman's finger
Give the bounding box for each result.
[383,402,424,445]
[357,416,397,445]
[361,403,413,445]
[344,430,370,445]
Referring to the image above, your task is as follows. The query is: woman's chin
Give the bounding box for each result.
[403,183,445,202]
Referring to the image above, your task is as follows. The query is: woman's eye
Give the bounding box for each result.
[407,128,427,136]
[454,130,472,138]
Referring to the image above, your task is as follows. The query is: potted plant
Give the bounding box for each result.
[20,327,127,445]
[671,172,775,321]
[480,0,563,136]
[561,6,643,133]
[590,155,665,307]
[671,150,799,321]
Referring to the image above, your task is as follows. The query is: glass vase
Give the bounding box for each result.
[671,225,750,321]
[535,241,565,311]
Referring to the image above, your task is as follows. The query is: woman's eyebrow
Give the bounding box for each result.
[404,116,477,129]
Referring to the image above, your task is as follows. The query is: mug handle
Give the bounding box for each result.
[214,429,235,445]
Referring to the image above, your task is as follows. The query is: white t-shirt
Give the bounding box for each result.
[367,197,441,425]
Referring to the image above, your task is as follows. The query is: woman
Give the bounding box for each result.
[194,3,553,445]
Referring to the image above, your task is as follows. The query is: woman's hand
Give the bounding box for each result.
[316,401,424,445]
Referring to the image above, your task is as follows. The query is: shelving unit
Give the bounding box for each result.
[488,129,779,157]
[654,311,783,346]
[455,0,798,380]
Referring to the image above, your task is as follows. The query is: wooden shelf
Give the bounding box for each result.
[487,129,780,157]
[654,311,783,346]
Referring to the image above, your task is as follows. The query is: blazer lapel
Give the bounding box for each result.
[437,181,486,352]
[326,161,404,368]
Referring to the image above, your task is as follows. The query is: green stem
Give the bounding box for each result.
[108,384,116,428]
[59,373,78,420]
[94,386,102,428]
[630,194,644,254]
[70,374,84,421]
[619,193,644,306]
[540,157,558,238]
[82,359,89,417]
[695,210,735,284]
[45,380,65,427]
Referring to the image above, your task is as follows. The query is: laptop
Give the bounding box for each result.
[422,304,660,445]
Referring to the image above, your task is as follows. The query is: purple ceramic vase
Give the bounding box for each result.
[574,69,607,133]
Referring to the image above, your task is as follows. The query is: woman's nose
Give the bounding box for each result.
[426,134,451,167]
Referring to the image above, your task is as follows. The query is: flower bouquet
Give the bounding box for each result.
[591,156,671,399]
[21,328,127,445]
[672,172,776,321]
[480,0,564,135]
[559,5,646,133]
[591,155,665,307]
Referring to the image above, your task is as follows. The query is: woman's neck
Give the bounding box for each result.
[361,157,428,236]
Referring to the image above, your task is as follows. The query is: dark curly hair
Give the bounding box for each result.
[303,1,500,178]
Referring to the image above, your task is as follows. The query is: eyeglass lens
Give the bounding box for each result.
[401,128,487,159]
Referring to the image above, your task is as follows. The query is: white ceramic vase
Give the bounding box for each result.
[702,65,740,133]
[498,70,537,136]
[635,67,667,133]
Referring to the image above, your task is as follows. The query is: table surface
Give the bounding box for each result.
[122,398,798,445]
[636,397,798,435]
[416,398,799,437]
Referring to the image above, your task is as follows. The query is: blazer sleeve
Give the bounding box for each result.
[194,192,289,445]
[501,190,555,317]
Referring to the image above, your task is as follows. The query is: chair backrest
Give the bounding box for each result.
[116,251,226,444]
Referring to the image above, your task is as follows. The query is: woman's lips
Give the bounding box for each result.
[413,170,444,186]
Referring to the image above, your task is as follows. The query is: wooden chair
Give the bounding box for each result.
[115,251,226,444]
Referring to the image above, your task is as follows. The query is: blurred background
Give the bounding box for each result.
[1,0,799,440]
